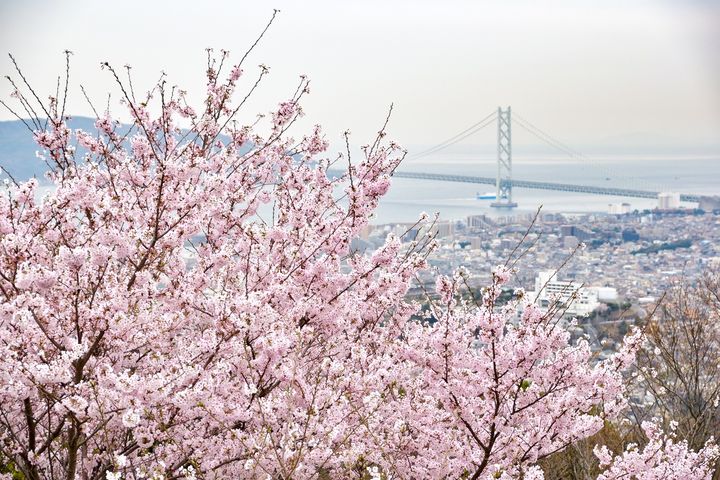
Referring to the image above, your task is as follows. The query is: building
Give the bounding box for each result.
[596,287,619,302]
[467,214,494,228]
[657,192,680,210]
[563,235,580,248]
[532,270,600,317]
[622,228,640,242]
[357,224,374,240]
[560,225,575,237]
[699,196,720,212]
[469,237,484,250]
[432,220,455,238]
[559,224,593,241]
[608,203,632,215]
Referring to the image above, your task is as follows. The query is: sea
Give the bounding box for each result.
[370,153,720,225]
[23,152,719,226]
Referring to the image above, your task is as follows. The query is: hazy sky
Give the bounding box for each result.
[1,0,719,152]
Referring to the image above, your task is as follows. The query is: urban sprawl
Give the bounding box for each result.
[354,194,720,357]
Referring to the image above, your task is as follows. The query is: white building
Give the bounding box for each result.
[657,192,680,210]
[596,287,619,302]
[532,270,601,317]
[608,203,631,215]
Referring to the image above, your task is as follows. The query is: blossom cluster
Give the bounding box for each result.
[595,421,719,479]
[0,50,716,480]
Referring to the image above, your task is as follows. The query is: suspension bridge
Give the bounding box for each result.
[334,107,706,207]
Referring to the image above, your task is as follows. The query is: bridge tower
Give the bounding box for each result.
[491,106,518,208]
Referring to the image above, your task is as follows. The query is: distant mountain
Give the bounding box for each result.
[0,117,241,183]
[0,117,116,182]
[588,132,720,155]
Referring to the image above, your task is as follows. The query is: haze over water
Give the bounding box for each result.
[372,152,720,224]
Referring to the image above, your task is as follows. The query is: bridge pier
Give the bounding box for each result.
[491,106,517,208]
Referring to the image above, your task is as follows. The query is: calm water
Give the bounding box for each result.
[372,153,720,224]
[26,153,719,225]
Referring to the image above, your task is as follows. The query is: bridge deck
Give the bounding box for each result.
[327,170,700,203]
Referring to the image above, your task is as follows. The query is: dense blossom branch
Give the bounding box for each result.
[0,44,717,480]
[595,421,719,479]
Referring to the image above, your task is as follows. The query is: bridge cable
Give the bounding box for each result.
[513,116,642,191]
[408,111,497,159]
[513,113,583,159]
[513,111,657,193]
[409,116,496,159]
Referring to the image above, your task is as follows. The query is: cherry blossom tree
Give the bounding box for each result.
[1,38,430,478]
[595,421,719,480]
[359,268,639,479]
[1,19,717,480]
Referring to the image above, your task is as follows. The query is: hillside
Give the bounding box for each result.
[0,117,126,181]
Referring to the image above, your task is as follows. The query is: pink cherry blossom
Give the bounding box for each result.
[596,420,719,479]
[1,47,716,480]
